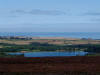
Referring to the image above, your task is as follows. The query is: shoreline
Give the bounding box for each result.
[0,32,99,39]
[0,36,95,40]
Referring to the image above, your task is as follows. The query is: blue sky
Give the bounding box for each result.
[0,0,100,32]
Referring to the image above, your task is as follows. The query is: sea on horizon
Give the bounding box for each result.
[0,32,99,39]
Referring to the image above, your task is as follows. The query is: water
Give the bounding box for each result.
[0,32,100,39]
[8,51,88,57]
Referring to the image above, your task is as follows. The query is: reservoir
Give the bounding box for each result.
[8,51,88,57]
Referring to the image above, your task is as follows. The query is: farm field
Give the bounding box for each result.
[0,37,100,57]
[0,37,100,45]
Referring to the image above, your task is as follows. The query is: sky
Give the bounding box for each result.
[0,0,100,32]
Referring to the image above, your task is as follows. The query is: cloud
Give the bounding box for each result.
[83,12,100,16]
[11,9,66,16]
[11,10,27,14]
[91,18,100,22]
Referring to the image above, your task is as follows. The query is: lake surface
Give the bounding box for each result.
[8,51,88,57]
[0,32,100,39]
